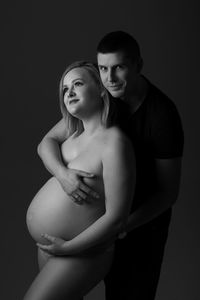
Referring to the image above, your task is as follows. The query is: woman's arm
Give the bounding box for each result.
[38,129,136,255]
[38,118,99,202]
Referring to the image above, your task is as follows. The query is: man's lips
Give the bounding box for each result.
[108,84,123,90]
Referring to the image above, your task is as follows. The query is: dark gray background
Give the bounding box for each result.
[1,1,199,299]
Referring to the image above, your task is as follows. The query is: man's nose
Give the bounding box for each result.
[107,70,116,82]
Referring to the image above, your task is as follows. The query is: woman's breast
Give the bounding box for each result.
[26,177,105,244]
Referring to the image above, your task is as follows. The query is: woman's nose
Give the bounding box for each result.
[67,86,75,97]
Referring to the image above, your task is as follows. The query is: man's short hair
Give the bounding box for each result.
[97,31,141,63]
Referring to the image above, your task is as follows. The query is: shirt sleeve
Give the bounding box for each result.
[150,98,184,159]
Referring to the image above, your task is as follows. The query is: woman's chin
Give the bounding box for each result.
[68,108,83,119]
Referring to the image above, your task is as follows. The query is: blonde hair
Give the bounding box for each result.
[59,61,110,138]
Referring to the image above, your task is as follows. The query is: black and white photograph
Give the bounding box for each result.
[1,1,199,299]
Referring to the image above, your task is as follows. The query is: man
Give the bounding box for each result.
[38,31,184,299]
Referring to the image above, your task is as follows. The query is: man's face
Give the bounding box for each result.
[97,51,139,100]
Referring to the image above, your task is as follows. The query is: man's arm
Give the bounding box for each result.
[37,118,67,176]
[38,118,99,203]
[126,156,182,232]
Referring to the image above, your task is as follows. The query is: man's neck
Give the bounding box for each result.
[124,76,149,114]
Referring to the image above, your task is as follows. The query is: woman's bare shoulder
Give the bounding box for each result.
[100,126,132,154]
[105,126,130,142]
[100,127,135,177]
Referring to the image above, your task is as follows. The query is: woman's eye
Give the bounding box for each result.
[63,87,68,96]
[74,81,83,87]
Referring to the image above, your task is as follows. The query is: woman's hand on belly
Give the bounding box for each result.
[37,232,116,256]
[37,233,68,256]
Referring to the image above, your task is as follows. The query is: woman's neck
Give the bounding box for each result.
[81,112,104,137]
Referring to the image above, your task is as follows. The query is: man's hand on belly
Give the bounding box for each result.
[57,167,100,204]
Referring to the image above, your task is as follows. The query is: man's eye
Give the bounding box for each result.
[116,65,124,70]
[99,66,107,72]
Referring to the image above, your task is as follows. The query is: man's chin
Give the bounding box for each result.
[108,89,125,99]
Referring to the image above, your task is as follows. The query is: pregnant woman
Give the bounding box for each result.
[25,61,135,300]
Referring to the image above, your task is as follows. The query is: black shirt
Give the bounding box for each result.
[111,78,184,212]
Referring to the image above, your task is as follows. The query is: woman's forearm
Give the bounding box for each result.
[63,213,123,255]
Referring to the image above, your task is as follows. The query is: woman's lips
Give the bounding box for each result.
[69,99,79,105]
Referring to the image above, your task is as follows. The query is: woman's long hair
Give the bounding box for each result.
[59,61,110,138]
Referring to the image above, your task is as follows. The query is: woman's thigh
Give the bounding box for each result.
[38,248,52,270]
[24,249,114,300]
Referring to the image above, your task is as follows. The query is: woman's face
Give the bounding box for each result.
[63,67,102,118]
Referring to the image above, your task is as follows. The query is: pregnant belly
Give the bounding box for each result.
[26,177,104,244]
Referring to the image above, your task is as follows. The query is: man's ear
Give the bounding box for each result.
[137,58,143,73]
[101,91,106,98]
[100,88,106,98]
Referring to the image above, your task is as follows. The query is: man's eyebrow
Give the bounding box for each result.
[98,63,125,68]
[98,65,107,68]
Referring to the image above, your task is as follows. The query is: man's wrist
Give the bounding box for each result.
[126,213,137,233]
[118,231,127,239]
